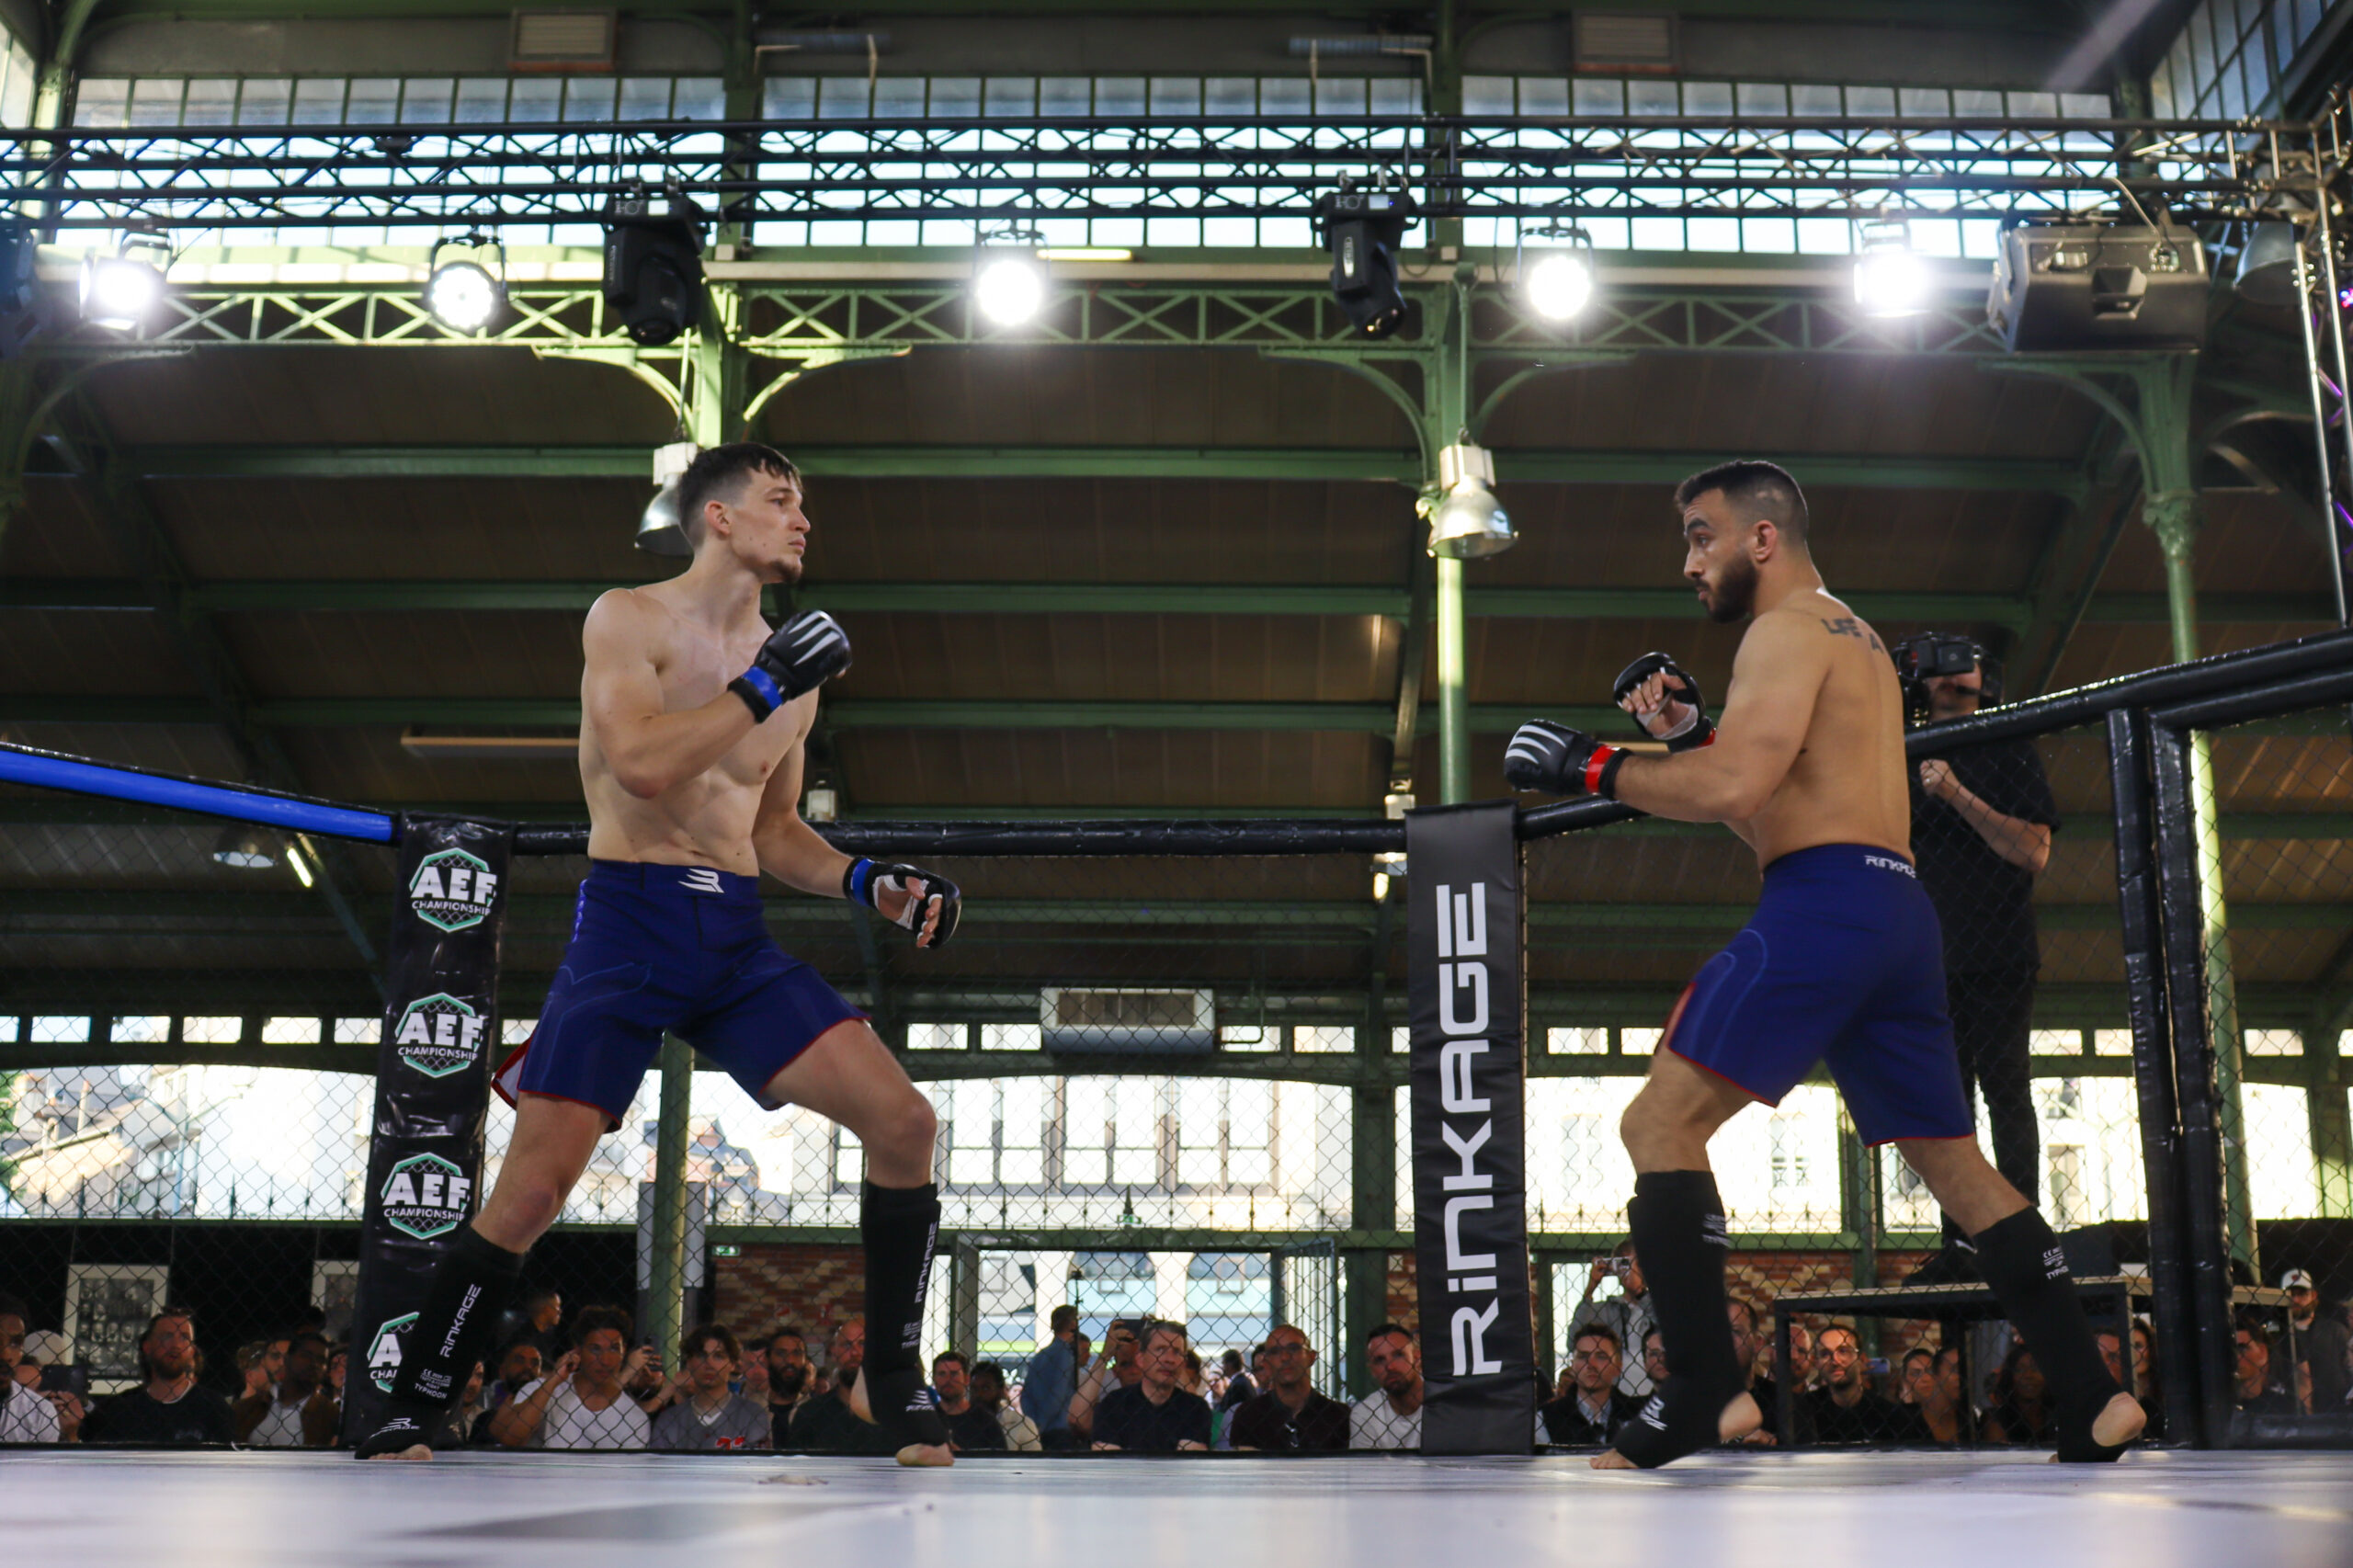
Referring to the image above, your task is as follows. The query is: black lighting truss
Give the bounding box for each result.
[0,111,2319,231]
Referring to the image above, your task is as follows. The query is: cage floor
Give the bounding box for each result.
[13,1447,2350,1567]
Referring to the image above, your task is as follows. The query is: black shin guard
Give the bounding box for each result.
[392,1225,525,1408]
[357,1225,522,1455]
[1612,1170,1745,1469]
[861,1180,951,1450]
[1973,1207,2129,1461]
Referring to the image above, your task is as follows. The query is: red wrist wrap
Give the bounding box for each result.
[1584,744,1622,796]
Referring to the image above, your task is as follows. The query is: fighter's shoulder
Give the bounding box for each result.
[583,585,678,652]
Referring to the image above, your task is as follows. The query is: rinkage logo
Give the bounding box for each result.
[392,993,487,1079]
[407,847,500,934]
[368,1312,418,1393]
[379,1152,474,1241]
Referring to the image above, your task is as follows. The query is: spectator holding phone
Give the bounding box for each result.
[1567,1242,1656,1398]
[488,1304,650,1450]
[1069,1317,1144,1440]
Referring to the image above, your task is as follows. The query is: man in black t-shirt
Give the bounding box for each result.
[1229,1323,1350,1451]
[83,1307,233,1446]
[1804,1325,1927,1445]
[1092,1322,1211,1451]
[1908,651,2060,1282]
[929,1351,1006,1451]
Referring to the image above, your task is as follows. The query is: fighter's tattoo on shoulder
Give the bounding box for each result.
[1819,616,1885,653]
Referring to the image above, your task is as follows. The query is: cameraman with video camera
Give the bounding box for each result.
[1898,635,2061,1285]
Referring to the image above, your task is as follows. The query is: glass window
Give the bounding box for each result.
[1790,83,1841,116]
[674,76,723,118]
[763,76,815,118]
[183,79,238,123]
[1462,74,1515,115]
[128,77,185,126]
[454,77,509,121]
[1626,77,1677,116]
[401,78,455,123]
[986,76,1037,116]
[507,77,562,120]
[1150,76,1201,115]
[1044,75,1096,114]
[1683,80,1733,117]
[290,78,347,124]
[928,76,982,116]
[1736,82,1788,118]
[262,1017,322,1044]
[345,78,400,124]
[617,76,674,119]
[1573,77,1624,117]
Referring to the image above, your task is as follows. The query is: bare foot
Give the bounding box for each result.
[1591,1391,1760,1471]
[2091,1392,2145,1448]
[362,1444,433,1462]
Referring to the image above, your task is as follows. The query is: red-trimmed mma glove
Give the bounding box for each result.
[1611,651,1715,752]
[1504,719,1628,800]
[844,858,962,949]
[730,610,852,722]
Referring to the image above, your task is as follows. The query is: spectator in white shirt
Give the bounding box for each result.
[1349,1323,1425,1450]
[489,1305,651,1450]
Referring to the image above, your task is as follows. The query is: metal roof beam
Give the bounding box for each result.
[5,577,2337,629]
[0,797,2341,838]
[96,444,2085,492]
[7,694,2349,737]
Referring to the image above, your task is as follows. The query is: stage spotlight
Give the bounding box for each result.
[212,824,277,870]
[973,247,1047,326]
[1853,220,1929,318]
[2232,222,2300,309]
[1315,184,1416,338]
[79,233,172,332]
[1427,441,1516,559]
[635,440,700,556]
[424,234,505,334]
[1519,224,1597,321]
[603,184,707,347]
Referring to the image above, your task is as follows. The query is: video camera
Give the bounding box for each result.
[1891,631,2001,723]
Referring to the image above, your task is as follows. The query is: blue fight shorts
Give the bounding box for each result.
[1661,843,1972,1146]
[494,859,864,1130]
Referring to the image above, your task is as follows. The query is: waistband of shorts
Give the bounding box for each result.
[585,858,761,901]
[1760,842,1917,883]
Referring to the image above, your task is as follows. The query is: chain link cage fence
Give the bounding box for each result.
[2183,700,2353,1433]
[6,636,2350,1455]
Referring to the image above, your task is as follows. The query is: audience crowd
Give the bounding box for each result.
[5,1260,2346,1453]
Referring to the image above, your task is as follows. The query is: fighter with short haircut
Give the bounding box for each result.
[357,442,958,1465]
[1504,460,2143,1470]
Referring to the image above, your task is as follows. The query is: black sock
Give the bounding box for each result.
[861,1180,950,1449]
[1610,1170,1744,1468]
[1972,1207,2126,1460]
[389,1225,524,1412]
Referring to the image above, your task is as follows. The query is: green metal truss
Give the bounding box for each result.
[8,575,2328,626]
[64,441,2086,494]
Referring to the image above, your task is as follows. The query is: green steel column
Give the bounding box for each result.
[1347,1024,1397,1396]
[646,1032,694,1366]
[1432,271,1475,804]
[2307,1028,2353,1220]
[2140,364,2257,1276]
[1436,556,1470,803]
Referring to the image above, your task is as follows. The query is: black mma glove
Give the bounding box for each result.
[1611,651,1715,753]
[1504,719,1628,800]
[843,858,962,949]
[730,610,852,722]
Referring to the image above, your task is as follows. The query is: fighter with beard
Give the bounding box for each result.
[1503,460,2143,1470]
[354,443,959,1465]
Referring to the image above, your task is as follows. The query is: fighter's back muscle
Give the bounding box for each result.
[1727,590,1912,863]
[578,585,804,869]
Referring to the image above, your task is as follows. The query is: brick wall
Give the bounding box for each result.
[711,1243,864,1349]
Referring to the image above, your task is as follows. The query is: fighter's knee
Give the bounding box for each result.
[875,1089,937,1158]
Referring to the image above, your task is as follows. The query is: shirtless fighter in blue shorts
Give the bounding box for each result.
[357,443,958,1464]
[1505,460,2144,1470]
